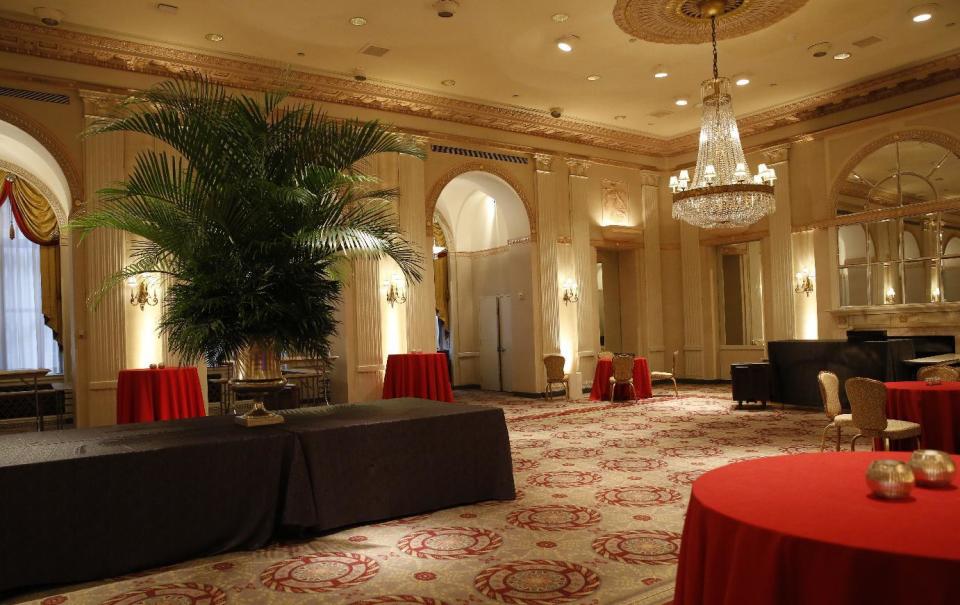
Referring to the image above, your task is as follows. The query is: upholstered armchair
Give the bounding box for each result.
[651,350,679,397]
[845,377,921,451]
[543,355,569,400]
[817,370,853,451]
[609,354,637,402]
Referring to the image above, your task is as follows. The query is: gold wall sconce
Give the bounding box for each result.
[385,275,407,307]
[931,286,942,303]
[794,267,814,297]
[561,279,579,305]
[885,286,897,305]
[127,276,159,311]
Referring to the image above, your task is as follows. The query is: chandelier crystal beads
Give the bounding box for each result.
[670,5,776,229]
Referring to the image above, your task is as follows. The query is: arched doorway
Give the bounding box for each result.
[433,171,537,393]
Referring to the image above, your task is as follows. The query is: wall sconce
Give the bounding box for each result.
[884,286,897,305]
[561,279,579,305]
[931,286,942,303]
[127,275,158,311]
[794,267,814,297]
[384,275,407,307]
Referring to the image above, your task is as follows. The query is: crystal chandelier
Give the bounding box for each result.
[670,1,776,229]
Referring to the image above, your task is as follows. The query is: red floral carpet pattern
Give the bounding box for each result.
[20,385,824,605]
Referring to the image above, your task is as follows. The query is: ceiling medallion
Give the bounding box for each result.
[670,7,776,229]
[613,0,809,44]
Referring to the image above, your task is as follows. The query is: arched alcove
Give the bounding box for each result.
[0,116,77,415]
[434,171,536,393]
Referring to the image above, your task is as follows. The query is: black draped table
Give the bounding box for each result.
[0,398,514,596]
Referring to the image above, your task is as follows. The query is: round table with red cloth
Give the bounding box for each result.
[589,357,653,401]
[382,353,454,402]
[116,367,206,424]
[885,381,960,453]
[675,452,960,605]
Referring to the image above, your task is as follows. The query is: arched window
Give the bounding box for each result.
[835,134,960,306]
[0,176,62,372]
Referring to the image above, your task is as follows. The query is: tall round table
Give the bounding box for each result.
[886,381,960,453]
[116,367,206,424]
[674,452,960,605]
[589,357,653,401]
[382,353,454,402]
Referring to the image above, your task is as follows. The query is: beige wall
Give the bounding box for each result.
[3,53,960,420]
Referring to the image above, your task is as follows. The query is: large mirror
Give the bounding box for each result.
[718,241,764,346]
[836,136,960,306]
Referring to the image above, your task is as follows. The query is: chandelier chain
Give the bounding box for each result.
[711,16,719,80]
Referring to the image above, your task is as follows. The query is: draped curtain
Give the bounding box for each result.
[433,221,450,328]
[0,175,62,372]
[0,203,62,372]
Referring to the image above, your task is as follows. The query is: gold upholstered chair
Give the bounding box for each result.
[651,350,679,397]
[609,354,638,402]
[543,355,570,401]
[916,365,960,382]
[818,371,853,451]
[845,377,921,451]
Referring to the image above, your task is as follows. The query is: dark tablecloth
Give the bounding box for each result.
[117,367,206,423]
[0,398,514,596]
[282,398,515,531]
[886,381,960,453]
[589,357,653,401]
[675,452,960,605]
[382,353,454,402]
[0,415,310,595]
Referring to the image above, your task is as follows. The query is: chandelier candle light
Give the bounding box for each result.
[670,0,776,229]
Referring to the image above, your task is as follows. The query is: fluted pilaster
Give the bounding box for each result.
[764,145,795,341]
[640,173,666,371]
[535,154,561,372]
[567,158,596,390]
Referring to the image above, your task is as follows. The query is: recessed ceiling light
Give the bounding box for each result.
[552,13,569,23]
[908,4,938,23]
[614,115,627,120]
[675,98,689,107]
[833,51,852,60]
[350,16,367,26]
[735,77,750,86]
[556,35,578,52]
[441,79,456,86]
[653,66,669,78]
[205,33,223,42]
[586,74,601,81]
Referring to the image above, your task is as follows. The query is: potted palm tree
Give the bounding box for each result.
[73,77,422,425]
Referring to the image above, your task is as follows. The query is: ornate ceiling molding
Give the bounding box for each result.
[0,18,958,157]
[613,0,809,44]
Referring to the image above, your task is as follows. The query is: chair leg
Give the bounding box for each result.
[916,436,922,450]
[836,425,843,452]
[884,437,890,452]
[631,383,637,403]
[820,424,831,452]
[671,377,679,397]
[850,434,861,451]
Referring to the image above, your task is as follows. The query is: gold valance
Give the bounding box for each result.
[1,174,60,245]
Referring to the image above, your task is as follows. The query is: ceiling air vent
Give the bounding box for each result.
[359,44,390,57]
[0,87,70,104]
[430,144,529,165]
[852,36,883,48]
[649,110,673,118]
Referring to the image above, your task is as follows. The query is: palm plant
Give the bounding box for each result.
[72,77,423,367]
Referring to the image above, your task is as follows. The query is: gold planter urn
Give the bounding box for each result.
[229,339,286,427]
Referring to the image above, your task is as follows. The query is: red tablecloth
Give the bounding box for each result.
[382,353,454,402]
[589,357,653,401]
[116,367,206,424]
[886,381,960,453]
[675,452,960,605]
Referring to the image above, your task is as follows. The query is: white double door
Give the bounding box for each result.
[479,295,513,392]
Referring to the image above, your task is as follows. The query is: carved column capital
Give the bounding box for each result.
[565,157,589,179]
[640,171,659,187]
[79,89,127,119]
[534,153,554,174]
[762,144,791,165]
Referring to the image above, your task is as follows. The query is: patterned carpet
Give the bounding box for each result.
[16,385,828,605]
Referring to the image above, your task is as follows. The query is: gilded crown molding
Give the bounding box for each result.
[1,18,958,158]
[613,0,809,45]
